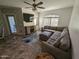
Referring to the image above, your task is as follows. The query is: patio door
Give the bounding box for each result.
[6,15,16,33]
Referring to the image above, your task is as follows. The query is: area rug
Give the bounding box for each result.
[23,32,39,43]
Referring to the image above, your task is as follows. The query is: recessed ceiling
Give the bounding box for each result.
[0,0,74,12]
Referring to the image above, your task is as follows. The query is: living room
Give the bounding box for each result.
[0,0,79,59]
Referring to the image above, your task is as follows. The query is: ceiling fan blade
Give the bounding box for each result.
[25,7,32,8]
[24,1,32,6]
[37,7,45,9]
[36,2,43,6]
[33,0,36,2]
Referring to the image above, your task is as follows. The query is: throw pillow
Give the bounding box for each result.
[50,31,61,40]
[47,31,61,45]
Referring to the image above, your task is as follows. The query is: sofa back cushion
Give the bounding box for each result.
[43,26,66,31]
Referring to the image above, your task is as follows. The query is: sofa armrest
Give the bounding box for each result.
[41,41,70,59]
[41,41,67,54]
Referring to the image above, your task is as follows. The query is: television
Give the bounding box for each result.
[23,13,34,22]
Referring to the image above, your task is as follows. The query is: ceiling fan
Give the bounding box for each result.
[24,0,45,11]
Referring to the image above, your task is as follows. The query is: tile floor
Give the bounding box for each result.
[0,32,41,59]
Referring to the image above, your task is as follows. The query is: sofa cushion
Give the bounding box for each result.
[47,31,61,45]
[40,31,53,37]
[44,26,51,29]
[53,28,69,47]
[59,28,70,51]
[39,31,53,41]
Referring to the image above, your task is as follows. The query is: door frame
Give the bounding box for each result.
[6,15,17,34]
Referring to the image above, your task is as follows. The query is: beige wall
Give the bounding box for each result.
[0,6,25,36]
[22,8,34,14]
[40,7,73,27]
[69,0,79,59]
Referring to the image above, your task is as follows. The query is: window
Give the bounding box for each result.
[51,17,59,26]
[43,15,59,26]
[43,18,50,26]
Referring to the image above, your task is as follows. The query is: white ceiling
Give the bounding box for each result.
[0,0,74,12]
